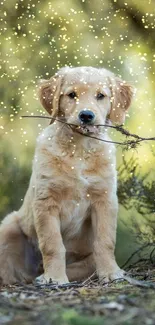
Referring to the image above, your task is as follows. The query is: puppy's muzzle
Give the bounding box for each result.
[78,110,95,124]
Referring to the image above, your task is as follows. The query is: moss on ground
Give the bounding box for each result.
[0,264,155,325]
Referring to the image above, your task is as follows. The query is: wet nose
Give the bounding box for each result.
[78,110,95,124]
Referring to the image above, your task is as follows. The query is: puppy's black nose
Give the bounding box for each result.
[78,110,95,124]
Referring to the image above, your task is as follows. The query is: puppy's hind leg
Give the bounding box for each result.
[0,212,41,285]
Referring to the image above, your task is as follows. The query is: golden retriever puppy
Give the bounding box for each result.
[0,66,133,285]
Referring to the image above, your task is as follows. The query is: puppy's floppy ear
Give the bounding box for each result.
[109,77,134,125]
[38,74,62,117]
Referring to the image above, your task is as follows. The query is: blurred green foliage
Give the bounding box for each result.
[0,0,155,262]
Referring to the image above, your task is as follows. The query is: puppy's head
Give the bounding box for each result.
[38,66,133,134]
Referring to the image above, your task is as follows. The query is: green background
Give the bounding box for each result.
[0,0,155,265]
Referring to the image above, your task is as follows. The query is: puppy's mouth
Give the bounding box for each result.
[74,124,100,135]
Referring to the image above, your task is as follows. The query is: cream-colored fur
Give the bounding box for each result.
[0,67,133,285]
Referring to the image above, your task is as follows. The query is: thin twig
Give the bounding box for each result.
[22,115,76,127]
[76,131,127,145]
[123,275,155,289]
[150,247,155,265]
[21,115,155,148]
[81,271,97,286]
[34,281,83,290]
[121,244,150,269]
[22,115,126,145]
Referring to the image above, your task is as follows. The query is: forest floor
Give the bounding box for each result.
[0,261,155,325]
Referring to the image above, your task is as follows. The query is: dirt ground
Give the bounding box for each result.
[0,262,155,325]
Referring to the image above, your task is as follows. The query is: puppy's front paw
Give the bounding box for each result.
[35,273,69,285]
[99,268,125,284]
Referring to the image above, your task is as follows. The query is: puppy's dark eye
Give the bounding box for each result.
[96,93,105,100]
[68,91,77,99]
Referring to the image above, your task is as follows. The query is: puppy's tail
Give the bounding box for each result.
[0,212,41,285]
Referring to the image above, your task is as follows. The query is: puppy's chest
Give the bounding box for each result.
[49,150,113,237]
[59,151,111,198]
[59,153,110,237]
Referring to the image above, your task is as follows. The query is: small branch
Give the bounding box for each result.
[22,115,76,127]
[150,247,155,265]
[121,244,150,269]
[34,281,84,290]
[123,275,155,289]
[22,115,155,148]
